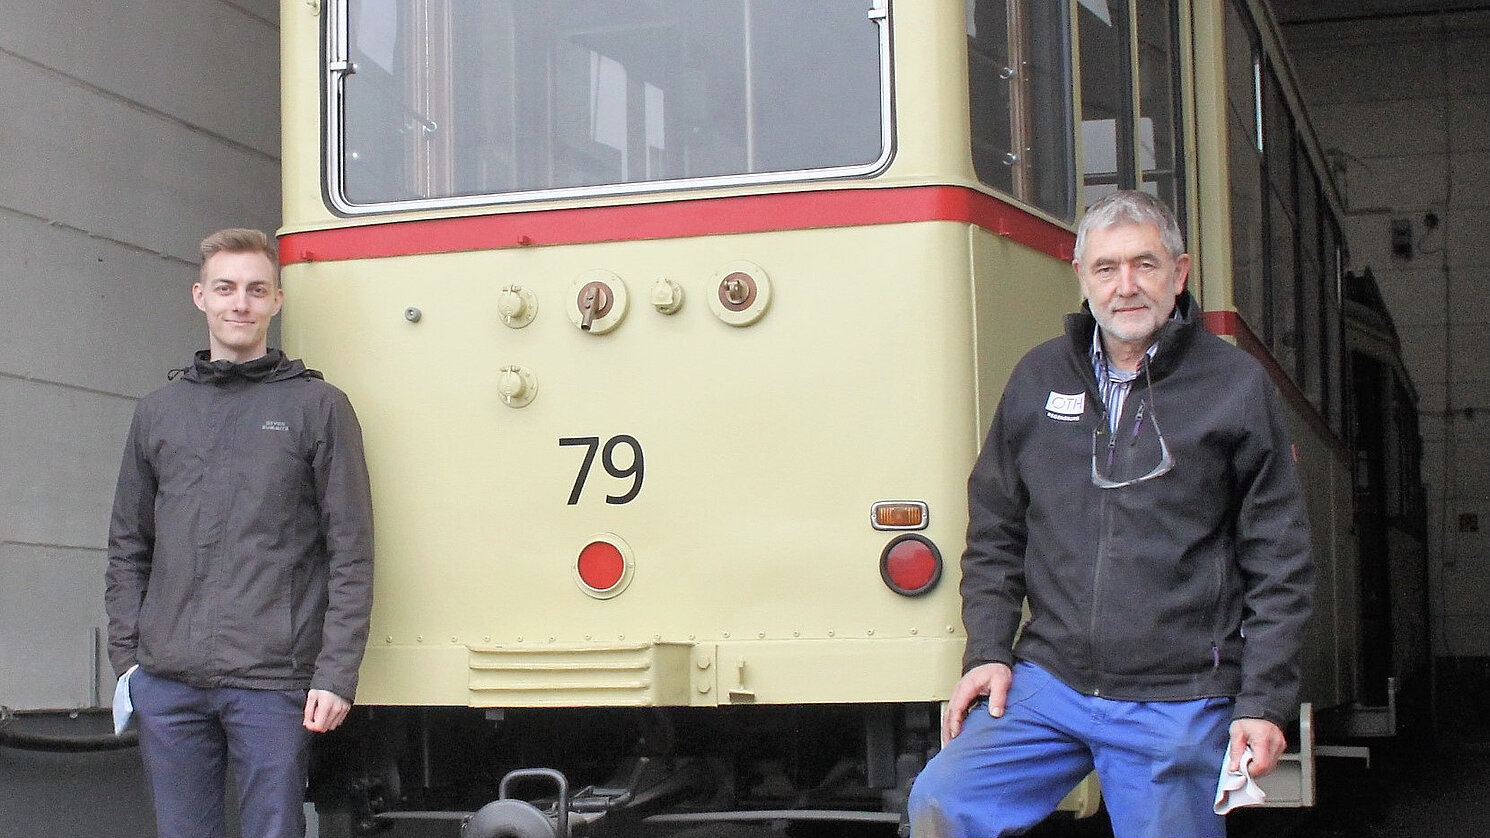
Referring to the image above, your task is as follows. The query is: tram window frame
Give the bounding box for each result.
[1393,383,1426,529]
[1224,0,1350,429]
[327,0,894,215]
[1266,186,1299,383]
[1386,380,1406,519]
[1262,68,1297,216]
[966,0,1077,221]
[1224,0,1266,338]
[1076,0,1134,205]
[1323,216,1346,434]
[1297,146,1325,413]
[1134,0,1185,216]
[1261,63,1299,383]
[1072,0,1186,229]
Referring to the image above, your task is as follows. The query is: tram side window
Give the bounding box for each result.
[1224,0,1346,427]
[1134,0,1184,213]
[966,0,1076,221]
[1392,382,1426,528]
[1076,0,1182,214]
[1323,218,1345,433]
[337,0,886,207]
[1263,66,1298,389]
[1078,0,1127,204]
[1297,152,1325,413]
[1224,1,1266,336]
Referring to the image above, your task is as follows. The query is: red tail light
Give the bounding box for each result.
[880,534,942,596]
[575,536,633,598]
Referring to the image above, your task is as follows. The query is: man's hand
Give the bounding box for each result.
[941,662,1013,745]
[303,688,352,733]
[1228,718,1288,777]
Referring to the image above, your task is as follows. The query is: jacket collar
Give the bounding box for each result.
[175,349,322,385]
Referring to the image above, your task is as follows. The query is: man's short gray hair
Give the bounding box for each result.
[1073,191,1185,263]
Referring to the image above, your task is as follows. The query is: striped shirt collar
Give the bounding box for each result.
[1090,323,1157,383]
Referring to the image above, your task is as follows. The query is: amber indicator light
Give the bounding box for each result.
[871,501,929,530]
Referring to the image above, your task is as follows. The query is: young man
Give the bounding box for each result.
[105,229,374,838]
[907,191,1315,837]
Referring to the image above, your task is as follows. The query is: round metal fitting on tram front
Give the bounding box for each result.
[708,260,772,326]
[566,270,628,334]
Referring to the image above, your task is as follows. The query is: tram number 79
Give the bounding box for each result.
[560,435,644,505]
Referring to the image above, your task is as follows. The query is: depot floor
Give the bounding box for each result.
[4,666,1488,838]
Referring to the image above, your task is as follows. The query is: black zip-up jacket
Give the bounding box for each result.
[105,350,374,701]
[960,292,1314,726]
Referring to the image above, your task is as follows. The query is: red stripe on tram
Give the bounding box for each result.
[1201,310,1268,358]
[1203,309,1345,461]
[278,185,1076,266]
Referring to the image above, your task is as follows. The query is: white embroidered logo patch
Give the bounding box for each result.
[1045,391,1085,422]
[261,420,290,432]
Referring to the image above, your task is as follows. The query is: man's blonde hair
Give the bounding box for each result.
[198,228,278,283]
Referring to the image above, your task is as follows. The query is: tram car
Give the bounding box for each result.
[275,0,1427,834]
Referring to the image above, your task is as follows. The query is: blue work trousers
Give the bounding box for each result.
[907,661,1231,838]
[131,668,313,838]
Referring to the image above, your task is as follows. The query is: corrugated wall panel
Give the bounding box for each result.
[0,0,280,709]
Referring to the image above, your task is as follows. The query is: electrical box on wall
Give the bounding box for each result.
[1390,218,1413,259]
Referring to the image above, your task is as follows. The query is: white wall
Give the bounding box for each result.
[0,0,280,709]
[1283,10,1490,656]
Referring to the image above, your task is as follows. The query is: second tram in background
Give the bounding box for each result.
[275,1,1428,835]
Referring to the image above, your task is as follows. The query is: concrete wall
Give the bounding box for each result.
[1281,9,1490,656]
[0,0,280,710]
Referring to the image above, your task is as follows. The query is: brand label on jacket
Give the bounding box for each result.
[1045,391,1085,421]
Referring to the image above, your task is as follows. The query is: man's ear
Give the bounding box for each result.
[1172,253,1191,295]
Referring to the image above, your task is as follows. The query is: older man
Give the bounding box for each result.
[907,191,1314,837]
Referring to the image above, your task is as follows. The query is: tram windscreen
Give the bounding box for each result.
[335,0,888,209]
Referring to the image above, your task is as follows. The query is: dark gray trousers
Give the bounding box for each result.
[131,668,312,838]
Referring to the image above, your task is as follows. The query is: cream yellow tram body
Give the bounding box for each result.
[277,1,1425,833]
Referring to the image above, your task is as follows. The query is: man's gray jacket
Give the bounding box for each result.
[960,292,1315,727]
[105,349,374,701]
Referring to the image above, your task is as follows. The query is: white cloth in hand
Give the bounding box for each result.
[1213,745,1267,814]
[112,665,139,735]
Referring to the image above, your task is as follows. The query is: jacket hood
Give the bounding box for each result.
[174,348,324,385]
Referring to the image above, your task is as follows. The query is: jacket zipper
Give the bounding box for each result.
[1211,551,1226,670]
[1091,407,1110,696]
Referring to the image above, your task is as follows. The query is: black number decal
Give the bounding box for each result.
[601,435,644,504]
[560,437,600,505]
[561,435,645,505]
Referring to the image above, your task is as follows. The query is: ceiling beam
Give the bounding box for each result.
[1275,2,1490,26]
